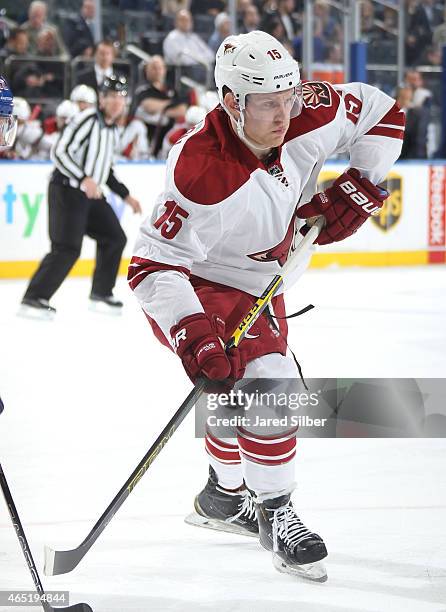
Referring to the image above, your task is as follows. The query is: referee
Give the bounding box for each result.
[21,75,141,318]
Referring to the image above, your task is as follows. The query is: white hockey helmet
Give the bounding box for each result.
[13,97,31,121]
[56,99,78,120]
[185,105,206,126]
[215,31,301,114]
[70,84,97,105]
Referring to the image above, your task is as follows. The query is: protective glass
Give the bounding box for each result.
[0,115,18,149]
[244,84,303,123]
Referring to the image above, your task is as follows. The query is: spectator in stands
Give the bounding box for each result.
[70,84,97,111]
[240,4,261,33]
[0,28,29,60]
[404,69,433,108]
[293,16,326,62]
[424,44,442,65]
[36,28,68,59]
[0,12,17,50]
[262,0,277,10]
[21,1,68,58]
[406,0,442,65]
[63,0,97,59]
[161,0,191,16]
[132,55,188,157]
[433,6,446,49]
[361,0,377,41]
[260,0,297,40]
[190,0,226,17]
[264,17,289,48]
[208,13,232,53]
[11,61,59,98]
[163,9,214,68]
[373,7,399,42]
[237,0,252,12]
[76,40,116,92]
[277,0,300,41]
[418,0,443,29]
[313,0,341,44]
[396,86,429,159]
[326,42,343,64]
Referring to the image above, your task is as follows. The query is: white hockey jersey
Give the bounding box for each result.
[129,81,405,339]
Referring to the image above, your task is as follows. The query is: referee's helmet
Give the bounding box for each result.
[100,75,128,96]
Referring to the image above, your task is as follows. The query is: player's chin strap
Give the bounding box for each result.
[266,304,315,391]
[236,116,272,153]
[227,107,272,154]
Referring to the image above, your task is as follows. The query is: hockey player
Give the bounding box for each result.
[128,31,404,581]
[37,99,78,159]
[70,84,97,111]
[0,76,17,150]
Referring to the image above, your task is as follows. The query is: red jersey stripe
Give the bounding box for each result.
[128,256,190,291]
[365,126,404,140]
[376,102,406,127]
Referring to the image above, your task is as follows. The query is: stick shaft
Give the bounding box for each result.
[65,381,205,560]
[0,463,52,612]
[227,218,323,348]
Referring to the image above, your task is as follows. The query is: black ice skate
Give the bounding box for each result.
[257,492,328,582]
[89,293,123,315]
[185,467,258,537]
[19,297,56,320]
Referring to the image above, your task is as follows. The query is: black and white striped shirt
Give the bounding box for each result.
[51,107,129,199]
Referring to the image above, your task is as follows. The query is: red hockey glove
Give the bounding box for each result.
[296,168,389,245]
[170,313,242,383]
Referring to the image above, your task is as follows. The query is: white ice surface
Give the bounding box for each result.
[1,266,446,612]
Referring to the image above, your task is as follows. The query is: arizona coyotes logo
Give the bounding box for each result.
[248,215,299,267]
[302,82,332,109]
[223,43,236,55]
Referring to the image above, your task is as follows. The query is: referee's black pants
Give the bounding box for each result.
[24,183,127,301]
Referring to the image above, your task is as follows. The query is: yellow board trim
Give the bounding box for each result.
[0,251,434,279]
[0,258,132,279]
[309,250,429,267]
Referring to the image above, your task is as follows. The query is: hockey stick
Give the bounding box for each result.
[0,463,92,612]
[44,218,324,576]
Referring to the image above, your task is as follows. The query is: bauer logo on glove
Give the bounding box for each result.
[297,167,389,245]
[172,328,187,351]
[338,180,382,215]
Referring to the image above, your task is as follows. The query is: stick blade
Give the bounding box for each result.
[44,544,85,576]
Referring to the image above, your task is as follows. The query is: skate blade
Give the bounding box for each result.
[17,305,55,321]
[185,512,258,538]
[272,554,328,582]
[88,301,123,316]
